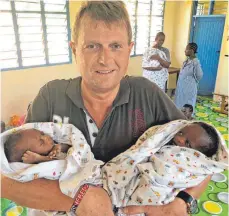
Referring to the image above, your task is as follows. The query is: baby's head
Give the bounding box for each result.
[181,104,193,120]
[4,129,54,162]
[173,122,218,157]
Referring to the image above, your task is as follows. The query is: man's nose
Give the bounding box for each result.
[98,48,112,65]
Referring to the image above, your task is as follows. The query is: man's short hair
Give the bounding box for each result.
[183,104,193,112]
[194,122,219,157]
[4,131,24,162]
[72,1,132,44]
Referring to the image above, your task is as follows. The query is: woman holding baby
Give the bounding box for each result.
[142,32,171,91]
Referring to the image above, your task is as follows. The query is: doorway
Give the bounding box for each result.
[191,15,225,95]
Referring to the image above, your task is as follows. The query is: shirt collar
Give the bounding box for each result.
[66,76,130,109]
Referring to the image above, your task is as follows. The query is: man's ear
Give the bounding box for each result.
[128,41,134,55]
[69,41,76,56]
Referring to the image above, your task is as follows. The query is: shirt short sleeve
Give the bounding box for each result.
[160,47,171,63]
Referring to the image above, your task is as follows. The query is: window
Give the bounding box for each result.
[196,3,205,15]
[125,0,165,56]
[195,1,228,16]
[0,0,71,71]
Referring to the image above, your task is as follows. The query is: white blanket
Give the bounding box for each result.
[1,123,104,216]
[103,120,229,207]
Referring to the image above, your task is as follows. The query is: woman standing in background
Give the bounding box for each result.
[142,32,171,91]
[174,43,203,112]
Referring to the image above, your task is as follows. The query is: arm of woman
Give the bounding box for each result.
[122,175,211,216]
[157,56,171,68]
[193,60,203,82]
[143,66,163,71]
[151,48,171,68]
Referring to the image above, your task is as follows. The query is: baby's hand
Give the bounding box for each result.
[22,151,45,164]
[48,144,62,159]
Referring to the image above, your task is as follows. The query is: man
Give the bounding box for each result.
[1,2,211,216]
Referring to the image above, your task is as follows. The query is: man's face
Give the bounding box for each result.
[182,107,192,119]
[71,18,134,93]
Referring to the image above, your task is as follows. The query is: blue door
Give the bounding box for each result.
[192,16,225,95]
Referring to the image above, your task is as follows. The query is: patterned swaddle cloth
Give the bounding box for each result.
[1,122,104,216]
[1,120,228,215]
[103,120,229,207]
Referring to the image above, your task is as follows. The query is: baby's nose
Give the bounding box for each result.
[176,136,186,147]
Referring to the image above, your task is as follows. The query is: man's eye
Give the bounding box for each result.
[111,44,121,49]
[178,131,183,136]
[86,44,97,49]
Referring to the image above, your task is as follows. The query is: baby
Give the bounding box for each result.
[4,122,217,164]
[166,121,217,157]
[181,104,194,120]
[4,129,70,163]
[2,120,227,216]
[102,121,221,208]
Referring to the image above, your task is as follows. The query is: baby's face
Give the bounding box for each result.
[173,124,210,151]
[181,107,192,119]
[19,129,54,155]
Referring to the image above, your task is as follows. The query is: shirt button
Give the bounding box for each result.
[92,132,97,137]
[89,119,93,123]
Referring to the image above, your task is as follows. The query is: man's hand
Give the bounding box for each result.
[76,186,114,216]
[122,198,187,216]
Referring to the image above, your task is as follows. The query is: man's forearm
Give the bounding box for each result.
[146,198,187,215]
[122,198,187,216]
[1,175,73,211]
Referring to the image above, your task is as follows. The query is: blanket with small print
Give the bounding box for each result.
[1,122,103,216]
[103,120,229,207]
